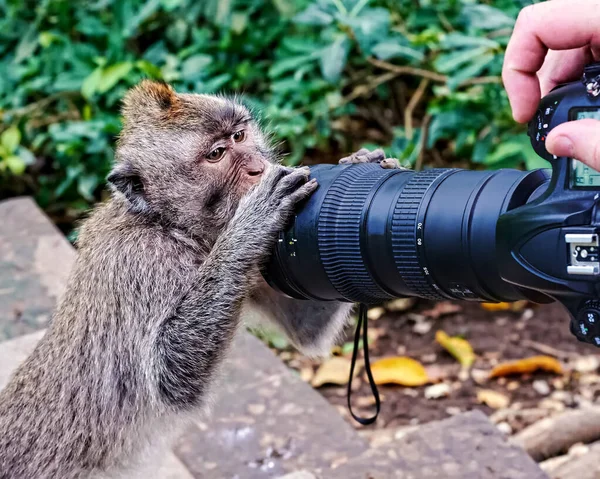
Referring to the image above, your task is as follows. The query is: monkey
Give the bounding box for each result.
[0,81,398,478]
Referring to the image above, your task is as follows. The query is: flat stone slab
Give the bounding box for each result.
[332,411,549,479]
[0,197,548,478]
[0,197,75,340]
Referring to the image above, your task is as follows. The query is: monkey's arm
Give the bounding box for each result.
[155,167,317,406]
[248,281,354,356]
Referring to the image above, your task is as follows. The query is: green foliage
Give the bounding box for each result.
[0,0,538,224]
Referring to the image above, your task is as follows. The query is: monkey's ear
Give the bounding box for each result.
[107,162,149,214]
[121,80,180,125]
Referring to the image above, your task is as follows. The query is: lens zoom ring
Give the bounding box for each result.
[392,170,447,300]
[318,164,393,303]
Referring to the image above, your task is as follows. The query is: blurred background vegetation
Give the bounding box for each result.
[0,0,544,234]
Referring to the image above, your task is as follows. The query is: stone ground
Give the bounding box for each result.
[0,197,547,478]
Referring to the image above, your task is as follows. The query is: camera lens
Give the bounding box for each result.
[264,163,550,304]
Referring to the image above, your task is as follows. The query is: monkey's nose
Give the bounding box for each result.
[247,165,265,177]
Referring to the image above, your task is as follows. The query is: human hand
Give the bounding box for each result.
[503,0,600,169]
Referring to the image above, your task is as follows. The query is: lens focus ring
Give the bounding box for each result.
[391,170,449,300]
[318,164,394,303]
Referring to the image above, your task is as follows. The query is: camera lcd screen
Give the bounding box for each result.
[571,108,600,188]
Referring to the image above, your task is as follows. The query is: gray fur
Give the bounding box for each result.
[0,82,352,478]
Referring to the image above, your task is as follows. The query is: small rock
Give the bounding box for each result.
[521,309,535,321]
[496,422,512,435]
[424,383,451,399]
[532,379,550,396]
[552,378,565,390]
[539,398,566,412]
[573,355,600,373]
[385,298,416,312]
[412,320,433,335]
[458,368,469,382]
[420,353,437,364]
[506,381,520,391]
[551,390,573,404]
[403,388,419,397]
[396,345,407,355]
[367,307,386,321]
[471,368,489,385]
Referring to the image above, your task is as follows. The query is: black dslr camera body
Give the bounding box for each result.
[265,63,600,348]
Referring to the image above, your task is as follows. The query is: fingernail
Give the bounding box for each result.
[548,135,574,157]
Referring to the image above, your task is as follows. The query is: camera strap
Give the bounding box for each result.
[347,303,381,425]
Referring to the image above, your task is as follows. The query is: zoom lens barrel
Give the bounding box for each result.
[264,163,550,304]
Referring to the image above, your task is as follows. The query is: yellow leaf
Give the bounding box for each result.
[481,302,512,311]
[370,357,429,387]
[435,330,476,368]
[477,389,510,409]
[311,357,356,387]
[481,301,528,312]
[489,355,563,378]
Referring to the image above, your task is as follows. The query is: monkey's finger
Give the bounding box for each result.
[286,179,318,205]
[338,148,370,164]
[380,158,401,169]
[366,149,386,163]
[276,167,311,196]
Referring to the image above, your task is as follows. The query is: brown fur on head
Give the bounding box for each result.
[109,81,274,245]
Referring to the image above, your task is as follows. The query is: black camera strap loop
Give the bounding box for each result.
[347,303,380,425]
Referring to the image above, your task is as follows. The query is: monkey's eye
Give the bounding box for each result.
[207,147,226,162]
[232,130,246,143]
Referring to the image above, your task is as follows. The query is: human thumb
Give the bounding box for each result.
[546,119,600,171]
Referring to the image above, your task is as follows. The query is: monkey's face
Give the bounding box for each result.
[109,81,274,239]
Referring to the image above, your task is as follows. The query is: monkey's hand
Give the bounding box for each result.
[339,148,402,169]
[229,165,317,264]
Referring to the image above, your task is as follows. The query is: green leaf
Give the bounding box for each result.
[293,4,334,26]
[461,5,515,30]
[1,127,21,154]
[4,155,26,175]
[371,40,424,62]
[136,60,162,79]
[485,142,523,165]
[440,33,500,50]
[447,53,495,90]
[230,12,248,34]
[181,54,212,81]
[77,174,99,201]
[269,54,316,78]
[320,36,350,83]
[434,47,489,74]
[17,147,36,166]
[97,62,133,94]
[345,7,391,52]
[81,67,103,99]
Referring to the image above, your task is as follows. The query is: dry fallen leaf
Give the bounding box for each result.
[385,298,416,312]
[311,357,357,387]
[370,357,429,387]
[489,355,563,378]
[477,389,510,409]
[435,330,476,368]
[421,302,462,319]
[481,301,528,312]
[367,307,386,321]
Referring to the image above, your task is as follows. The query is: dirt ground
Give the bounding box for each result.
[276,299,600,435]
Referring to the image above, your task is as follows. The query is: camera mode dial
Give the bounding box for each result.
[572,299,600,346]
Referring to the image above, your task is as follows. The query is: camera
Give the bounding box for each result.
[265,62,600,348]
